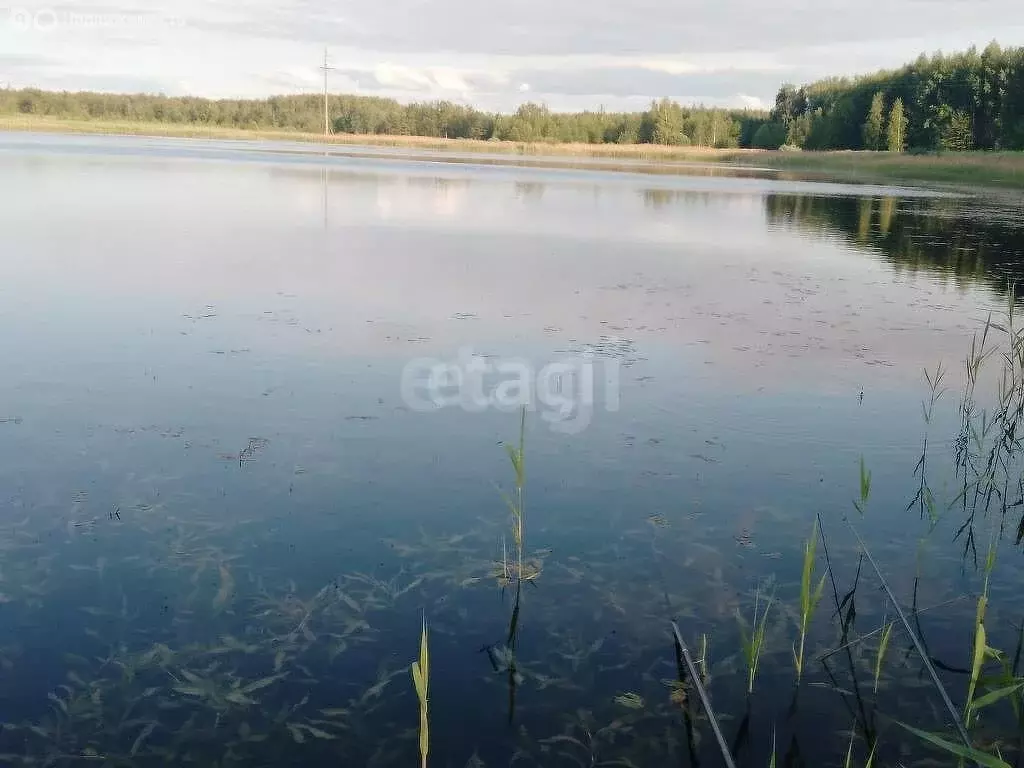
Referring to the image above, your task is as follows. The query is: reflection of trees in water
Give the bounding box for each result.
[765,194,1024,294]
[641,188,715,209]
[406,176,472,194]
[514,182,545,202]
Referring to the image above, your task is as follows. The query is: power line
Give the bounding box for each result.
[319,48,336,139]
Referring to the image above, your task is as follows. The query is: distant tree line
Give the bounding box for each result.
[5,43,1021,152]
[0,88,767,148]
[758,42,1024,151]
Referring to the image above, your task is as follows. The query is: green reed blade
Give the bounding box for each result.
[411,617,429,768]
[873,621,893,694]
[896,723,1010,768]
[971,681,1024,711]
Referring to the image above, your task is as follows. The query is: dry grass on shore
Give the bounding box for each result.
[4,114,1023,188]
[0,114,744,161]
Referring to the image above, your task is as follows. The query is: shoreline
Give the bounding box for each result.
[3,115,1023,190]
[0,115,744,162]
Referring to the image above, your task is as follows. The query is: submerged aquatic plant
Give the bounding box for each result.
[737,583,773,694]
[794,518,827,683]
[411,617,429,768]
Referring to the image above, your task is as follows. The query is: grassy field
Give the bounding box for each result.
[748,149,1024,189]
[3,114,1023,189]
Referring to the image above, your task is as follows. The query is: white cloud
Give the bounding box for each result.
[372,63,432,91]
[429,67,471,93]
[1,1,1023,110]
[737,93,769,110]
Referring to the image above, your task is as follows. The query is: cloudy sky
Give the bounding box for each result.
[1,0,1023,112]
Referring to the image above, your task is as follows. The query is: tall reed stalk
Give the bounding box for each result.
[737,583,773,694]
[794,518,827,683]
[411,617,429,768]
[501,408,527,582]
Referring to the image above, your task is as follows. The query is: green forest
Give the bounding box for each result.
[2,42,1022,151]
[767,43,1024,151]
[0,88,763,148]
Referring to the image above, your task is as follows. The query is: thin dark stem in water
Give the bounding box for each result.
[816,512,843,618]
[910,577,971,676]
[670,621,737,768]
[815,514,877,749]
[782,688,805,768]
[506,581,521,726]
[652,535,701,767]
[671,628,701,768]
[842,517,975,754]
[729,701,751,764]
[1013,620,1024,678]
[815,595,971,662]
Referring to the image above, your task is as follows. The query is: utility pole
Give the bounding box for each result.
[319,48,335,139]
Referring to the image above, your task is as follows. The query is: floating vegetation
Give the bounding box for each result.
[646,513,668,528]
[613,692,644,710]
[238,436,270,465]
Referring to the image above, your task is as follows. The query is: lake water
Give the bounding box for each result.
[1,132,1023,767]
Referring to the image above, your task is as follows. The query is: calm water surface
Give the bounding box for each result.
[0,133,1023,767]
